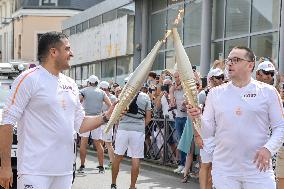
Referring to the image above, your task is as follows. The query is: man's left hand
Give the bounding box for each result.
[253,147,271,172]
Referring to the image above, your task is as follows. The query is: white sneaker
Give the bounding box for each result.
[173,165,184,173]
[180,168,185,174]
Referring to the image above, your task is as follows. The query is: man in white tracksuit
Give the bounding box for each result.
[188,46,284,189]
[0,32,115,189]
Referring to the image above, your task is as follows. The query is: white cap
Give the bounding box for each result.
[88,75,99,84]
[124,73,133,83]
[18,64,25,71]
[257,61,275,72]
[208,68,224,78]
[99,81,109,89]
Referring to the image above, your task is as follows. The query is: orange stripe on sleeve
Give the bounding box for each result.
[10,68,38,105]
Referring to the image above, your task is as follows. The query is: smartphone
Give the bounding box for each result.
[201,78,207,88]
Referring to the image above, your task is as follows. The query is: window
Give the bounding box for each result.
[102,10,117,23]
[152,0,167,12]
[70,26,76,35]
[212,0,225,39]
[211,42,223,63]
[41,0,57,6]
[89,16,102,28]
[185,46,201,67]
[116,56,133,84]
[117,56,133,76]
[76,24,82,33]
[88,62,101,78]
[152,52,165,71]
[70,67,76,79]
[75,66,82,82]
[165,51,176,69]
[225,0,250,37]
[184,1,202,45]
[250,32,278,65]
[82,21,89,32]
[102,59,116,81]
[95,63,101,78]
[251,0,280,32]
[151,11,166,49]
[82,65,88,80]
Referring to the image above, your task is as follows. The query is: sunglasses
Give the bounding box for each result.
[212,75,224,80]
[260,70,274,77]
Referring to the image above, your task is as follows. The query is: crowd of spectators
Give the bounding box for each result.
[78,55,284,188]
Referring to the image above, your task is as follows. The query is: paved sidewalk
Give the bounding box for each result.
[72,151,200,189]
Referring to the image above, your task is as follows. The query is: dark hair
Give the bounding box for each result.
[148,71,157,79]
[233,46,255,62]
[233,46,255,71]
[37,31,68,63]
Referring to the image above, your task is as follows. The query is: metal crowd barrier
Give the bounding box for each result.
[144,116,178,166]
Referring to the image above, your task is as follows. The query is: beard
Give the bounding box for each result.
[55,57,70,71]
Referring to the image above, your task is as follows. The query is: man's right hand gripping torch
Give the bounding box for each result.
[172,27,202,136]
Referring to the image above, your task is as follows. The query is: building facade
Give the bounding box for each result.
[62,0,135,85]
[0,0,102,64]
[64,0,284,84]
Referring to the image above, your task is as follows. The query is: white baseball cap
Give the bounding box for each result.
[208,68,224,78]
[99,81,109,89]
[88,75,99,84]
[257,61,275,72]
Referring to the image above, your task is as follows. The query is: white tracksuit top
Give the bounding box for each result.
[202,79,284,176]
[1,66,85,175]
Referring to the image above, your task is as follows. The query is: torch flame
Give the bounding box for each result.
[174,9,184,26]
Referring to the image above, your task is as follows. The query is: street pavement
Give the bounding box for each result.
[72,153,200,189]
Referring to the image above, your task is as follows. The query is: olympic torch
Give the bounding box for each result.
[104,31,172,133]
[172,28,202,136]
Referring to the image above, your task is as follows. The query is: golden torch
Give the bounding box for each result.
[172,28,202,136]
[104,31,172,133]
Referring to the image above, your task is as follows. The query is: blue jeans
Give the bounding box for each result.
[175,117,187,166]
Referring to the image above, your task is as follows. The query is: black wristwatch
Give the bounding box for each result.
[102,113,109,123]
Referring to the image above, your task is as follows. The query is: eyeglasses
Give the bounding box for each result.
[225,57,253,64]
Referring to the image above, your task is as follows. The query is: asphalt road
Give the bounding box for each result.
[72,153,200,189]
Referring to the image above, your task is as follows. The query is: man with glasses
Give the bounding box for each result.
[256,60,275,85]
[188,46,284,189]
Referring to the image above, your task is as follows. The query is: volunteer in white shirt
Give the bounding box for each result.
[188,46,284,189]
[0,32,115,189]
[196,68,225,189]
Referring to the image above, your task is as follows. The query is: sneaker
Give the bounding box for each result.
[98,166,105,173]
[111,184,117,189]
[173,165,184,173]
[77,165,85,173]
[180,168,185,174]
